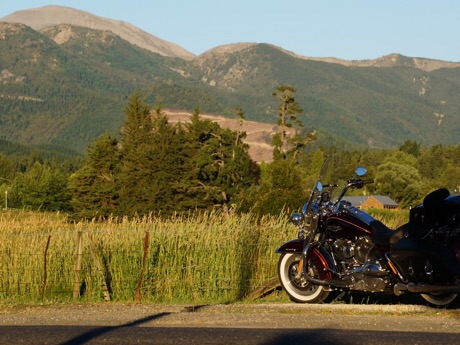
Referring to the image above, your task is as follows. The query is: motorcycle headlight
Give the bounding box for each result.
[291,213,303,226]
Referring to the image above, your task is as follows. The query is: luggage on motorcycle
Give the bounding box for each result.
[393,190,460,281]
[410,189,460,226]
[407,189,460,238]
[410,188,450,227]
[390,236,460,283]
[444,195,460,229]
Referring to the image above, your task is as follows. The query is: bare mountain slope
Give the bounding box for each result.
[165,110,294,162]
[296,53,460,72]
[1,5,195,60]
[201,44,460,72]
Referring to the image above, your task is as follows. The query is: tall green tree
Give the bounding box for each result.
[374,161,424,208]
[183,108,257,210]
[15,162,71,211]
[0,154,16,182]
[69,96,257,217]
[399,140,421,157]
[118,95,177,216]
[418,144,445,180]
[141,104,187,214]
[237,159,305,216]
[272,85,304,160]
[68,133,120,218]
[439,163,460,193]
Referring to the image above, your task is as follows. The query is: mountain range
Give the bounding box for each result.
[1,5,460,161]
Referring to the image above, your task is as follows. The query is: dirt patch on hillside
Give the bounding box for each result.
[165,110,295,163]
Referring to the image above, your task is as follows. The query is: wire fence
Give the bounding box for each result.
[0,211,293,303]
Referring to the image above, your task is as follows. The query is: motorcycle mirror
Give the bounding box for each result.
[355,167,367,177]
[316,181,323,192]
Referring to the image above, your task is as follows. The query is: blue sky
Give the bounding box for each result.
[1,1,458,62]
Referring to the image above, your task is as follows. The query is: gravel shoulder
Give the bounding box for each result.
[1,303,459,332]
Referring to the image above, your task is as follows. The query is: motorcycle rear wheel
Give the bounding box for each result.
[278,253,330,303]
[420,292,457,307]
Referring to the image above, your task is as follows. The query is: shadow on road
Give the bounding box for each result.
[59,312,171,345]
[262,329,459,345]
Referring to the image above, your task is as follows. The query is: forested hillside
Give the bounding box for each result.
[1,21,460,155]
[1,92,459,218]
[0,23,223,152]
[191,44,460,147]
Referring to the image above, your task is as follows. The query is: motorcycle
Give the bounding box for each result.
[276,162,460,306]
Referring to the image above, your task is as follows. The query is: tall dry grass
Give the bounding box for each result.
[0,209,408,303]
[0,210,294,303]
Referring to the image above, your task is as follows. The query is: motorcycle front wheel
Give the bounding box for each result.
[278,253,330,303]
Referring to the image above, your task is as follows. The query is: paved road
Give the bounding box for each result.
[0,303,459,344]
[1,325,459,345]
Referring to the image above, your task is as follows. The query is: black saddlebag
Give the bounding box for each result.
[408,193,460,240]
[390,237,460,283]
[410,190,460,228]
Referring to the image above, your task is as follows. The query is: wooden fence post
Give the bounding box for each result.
[73,230,83,299]
[135,231,150,303]
[90,236,111,301]
[41,235,51,300]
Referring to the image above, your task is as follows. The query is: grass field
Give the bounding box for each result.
[0,209,408,304]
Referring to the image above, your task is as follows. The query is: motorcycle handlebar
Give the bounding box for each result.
[345,179,374,188]
[335,178,374,205]
[355,178,374,189]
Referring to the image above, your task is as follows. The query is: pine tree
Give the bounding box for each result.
[15,162,71,211]
[272,85,304,159]
[70,94,257,217]
[183,108,257,210]
[68,133,120,218]
[143,104,186,214]
[118,95,185,216]
[118,93,156,215]
[236,159,305,216]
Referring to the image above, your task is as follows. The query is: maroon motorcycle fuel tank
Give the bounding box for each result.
[325,202,376,239]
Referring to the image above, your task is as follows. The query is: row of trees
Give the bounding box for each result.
[1,88,460,218]
[68,93,258,218]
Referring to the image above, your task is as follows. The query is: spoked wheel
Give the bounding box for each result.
[420,293,457,307]
[278,253,330,303]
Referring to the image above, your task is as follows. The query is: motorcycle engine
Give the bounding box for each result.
[331,236,388,292]
[332,236,377,265]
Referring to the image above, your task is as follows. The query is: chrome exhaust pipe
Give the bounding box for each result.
[394,282,460,296]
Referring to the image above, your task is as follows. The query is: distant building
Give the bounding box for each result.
[342,195,399,210]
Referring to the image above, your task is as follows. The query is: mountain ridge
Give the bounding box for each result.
[3,5,460,71]
[0,6,459,162]
[1,5,195,60]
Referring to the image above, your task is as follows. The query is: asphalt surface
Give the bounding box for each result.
[0,303,459,344]
[1,325,460,345]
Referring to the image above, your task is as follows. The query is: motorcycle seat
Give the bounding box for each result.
[370,220,403,246]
